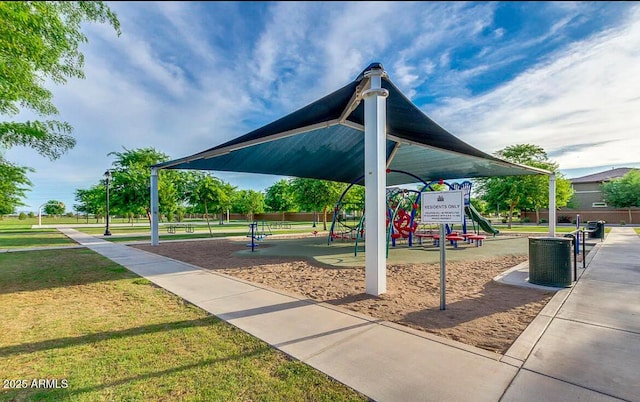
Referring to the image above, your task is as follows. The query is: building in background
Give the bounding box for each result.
[569,167,635,210]
[523,167,639,224]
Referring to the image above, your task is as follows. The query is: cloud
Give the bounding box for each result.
[6,2,638,212]
[429,5,640,170]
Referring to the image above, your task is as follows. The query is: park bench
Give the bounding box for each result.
[166,223,195,234]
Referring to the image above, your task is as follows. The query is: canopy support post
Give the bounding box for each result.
[549,172,556,237]
[151,167,159,246]
[363,65,389,296]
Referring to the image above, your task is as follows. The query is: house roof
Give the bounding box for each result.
[570,168,636,184]
[155,63,549,185]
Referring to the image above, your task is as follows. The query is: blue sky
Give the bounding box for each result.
[6,1,640,213]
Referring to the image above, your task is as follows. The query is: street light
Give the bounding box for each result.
[104,170,112,236]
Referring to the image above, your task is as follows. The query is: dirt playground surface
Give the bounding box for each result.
[133,234,555,355]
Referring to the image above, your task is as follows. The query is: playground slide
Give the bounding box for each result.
[465,204,500,235]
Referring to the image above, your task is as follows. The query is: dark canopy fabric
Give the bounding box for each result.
[155,63,548,185]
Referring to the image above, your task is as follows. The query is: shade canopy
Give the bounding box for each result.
[155,63,548,185]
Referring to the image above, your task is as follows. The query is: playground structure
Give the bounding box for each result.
[328,169,500,256]
[246,220,272,251]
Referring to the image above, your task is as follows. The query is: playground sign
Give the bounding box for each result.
[421,190,464,224]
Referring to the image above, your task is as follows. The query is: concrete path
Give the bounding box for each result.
[55,227,639,401]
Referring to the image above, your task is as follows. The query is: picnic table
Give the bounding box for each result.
[166,223,195,234]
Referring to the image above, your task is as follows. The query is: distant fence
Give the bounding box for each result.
[521,209,640,224]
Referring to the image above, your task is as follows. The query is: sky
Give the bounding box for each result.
[5,1,640,213]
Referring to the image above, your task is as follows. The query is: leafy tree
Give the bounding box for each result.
[602,169,640,224]
[43,200,65,216]
[476,144,573,227]
[290,178,344,230]
[0,1,120,161]
[107,147,179,223]
[0,159,33,216]
[231,190,265,222]
[341,184,365,215]
[264,179,296,220]
[184,172,236,235]
[470,197,487,215]
[74,184,105,223]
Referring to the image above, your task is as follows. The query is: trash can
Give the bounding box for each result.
[528,237,573,287]
[586,220,605,239]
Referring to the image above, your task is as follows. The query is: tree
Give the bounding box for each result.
[290,178,344,230]
[232,190,265,221]
[74,184,105,223]
[184,172,236,235]
[602,169,640,224]
[476,144,573,228]
[0,1,120,161]
[107,147,176,223]
[0,159,33,216]
[43,200,65,216]
[341,184,365,215]
[264,179,296,220]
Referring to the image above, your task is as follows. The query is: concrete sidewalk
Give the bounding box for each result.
[56,227,639,401]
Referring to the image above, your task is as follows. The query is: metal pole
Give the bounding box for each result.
[251,223,256,252]
[150,167,159,246]
[104,171,112,236]
[440,223,446,310]
[573,232,580,281]
[363,64,389,296]
[582,229,586,269]
[548,173,556,237]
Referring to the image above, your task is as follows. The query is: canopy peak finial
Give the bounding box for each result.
[357,62,385,81]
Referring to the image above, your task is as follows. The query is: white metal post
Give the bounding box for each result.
[151,167,159,246]
[549,173,556,237]
[362,66,389,296]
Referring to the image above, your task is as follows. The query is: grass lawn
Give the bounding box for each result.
[0,224,76,249]
[0,249,367,401]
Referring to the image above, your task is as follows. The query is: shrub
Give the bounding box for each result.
[521,217,531,223]
[18,212,27,220]
[620,220,626,226]
[27,212,34,218]
[557,215,572,223]
[539,219,548,224]
[501,218,507,223]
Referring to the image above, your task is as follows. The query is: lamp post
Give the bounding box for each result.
[104,170,112,236]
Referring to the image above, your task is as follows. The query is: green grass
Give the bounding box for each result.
[0,230,76,249]
[0,218,77,249]
[0,249,367,401]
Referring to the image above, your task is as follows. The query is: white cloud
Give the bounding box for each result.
[430,6,640,170]
[7,1,638,213]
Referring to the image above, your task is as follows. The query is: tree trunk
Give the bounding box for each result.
[535,209,540,225]
[629,208,633,224]
[322,206,327,231]
[204,200,213,237]
[508,205,514,229]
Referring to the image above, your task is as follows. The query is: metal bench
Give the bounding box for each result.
[167,224,195,234]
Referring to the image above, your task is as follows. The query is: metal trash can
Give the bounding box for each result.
[587,220,605,239]
[528,237,573,287]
